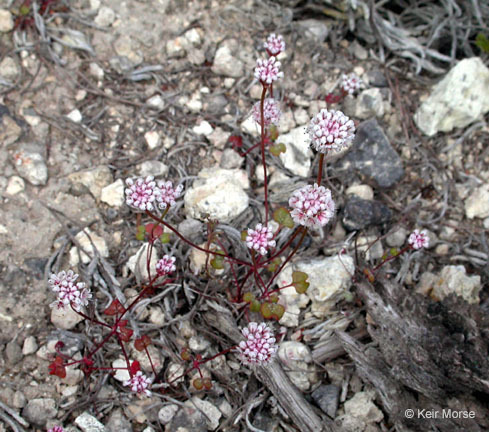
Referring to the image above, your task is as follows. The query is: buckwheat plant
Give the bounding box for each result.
[46,32,361,405]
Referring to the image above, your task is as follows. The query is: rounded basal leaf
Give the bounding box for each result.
[363,268,375,283]
[269,294,279,303]
[193,378,204,390]
[270,143,286,156]
[294,280,309,294]
[273,207,294,229]
[243,292,255,303]
[270,303,285,320]
[210,256,224,269]
[260,302,273,319]
[292,271,308,283]
[267,257,281,272]
[134,335,152,352]
[202,378,212,390]
[181,348,191,361]
[269,125,279,141]
[390,248,399,256]
[160,233,171,244]
[241,230,248,241]
[104,299,125,316]
[250,299,261,313]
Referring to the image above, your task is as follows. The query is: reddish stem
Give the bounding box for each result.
[259,86,270,225]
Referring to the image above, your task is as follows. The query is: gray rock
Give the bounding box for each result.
[106,409,132,432]
[75,412,106,432]
[100,179,125,207]
[278,342,317,391]
[13,391,26,408]
[1,114,22,145]
[343,197,392,231]
[94,6,115,27]
[6,340,22,363]
[344,88,384,119]
[109,56,133,74]
[13,148,48,186]
[51,303,84,330]
[312,384,340,418]
[220,148,242,169]
[366,69,387,87]
[138,160,168,177]
[23,398,57,426]
[386,227,408,247]
[190,397,222,430]
[297,19,329,42]
[158,404,179,425]
[414,57,489,136]
[168,401,207,432]
[146,95,165,111]
[344,391,384,424]
[177,218,203,241]
[211,43,244,78]
[68,165,113,200]
[339,119,403,188]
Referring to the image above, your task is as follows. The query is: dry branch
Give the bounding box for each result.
[204,304,336,432]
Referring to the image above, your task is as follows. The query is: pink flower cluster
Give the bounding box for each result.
[252,98,281,127]
[237,322,277,366]
[156,255,176,276]
[48,270,92,312]
[125,176,183,211]
[246,223,276,256]
[308,109,355,153]
[254,57,284,85]
[264,33,285,56]
[48,427,64,432]
[289,183,335,229]
[123,370,152,396]
[341,73,363,95]
[408,229,430,250]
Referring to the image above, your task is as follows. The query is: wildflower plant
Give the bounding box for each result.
[46,32,425,413]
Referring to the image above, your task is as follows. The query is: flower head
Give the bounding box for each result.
[408,229,429,250]
[125,176,158,211]
[123,370,152,396]
[289,183,335,229]
[48,270,91,312]
[237,322,277,366]
[156,255,176,276]
[246,223,276,256]
[156,180,183,210]
[264,33,285,56]
[308,109,355,153]
[48,427,64,432]
[341,73,363,95]
[254,57,283,85]
[252,98,281,127]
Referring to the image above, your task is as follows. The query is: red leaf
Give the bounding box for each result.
[228,135,243,150]
[118,320,133,342]
[129,360,140,375]
[104,299,125,316]
[134,335,152,352]
[145,223,163,240]
[48,356,66,378]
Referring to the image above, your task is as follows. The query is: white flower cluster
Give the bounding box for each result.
[125,176,183,211]
[48,270,92,312]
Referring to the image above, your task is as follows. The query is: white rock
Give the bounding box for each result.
[22,336,38,355]
[186,92,203,112]
[346,88,384,119]
[94,6,115,27]
[465,183,489,219]
[278,342,317,391]
[346,184,374,201]
[51,305,84,330]
[131,344,162,373]
[13,149,48,186]
[211,45,244,78]
[193,120,214,136]
[430,265,481,304]
[277,256,355,319]
[69,228,109,266]
[75,412,107,432]
[166,36,187,58]
[184,167,249,222]
[190,397,222,430]
[146,95,165,111]
[144,131,161,149]
[68,165,113,200]
[189,335,211,352]
[220,148,242,169]
[126,243,159,281]
[112,358,131,382]
[240,115,260,137]
[138,160,168,177]
[277,126,313,177]
[66,109,82,124]
[414,57,489,136]
[0,56,19,81]
[100,179,125,207]
[0,9,13,33]
[89,62,104,80]
[6,176,25,195]
[158,404,178,424]
[184,28,201,45]
[344,391,384,424]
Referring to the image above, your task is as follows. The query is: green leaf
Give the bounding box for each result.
[475,33,489,53]
[159,233,171,244]
[267,257,281,272]
[273,207,294,229]
[210,255,224,269]
[292,271,308,283]
[269,142,286,156]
